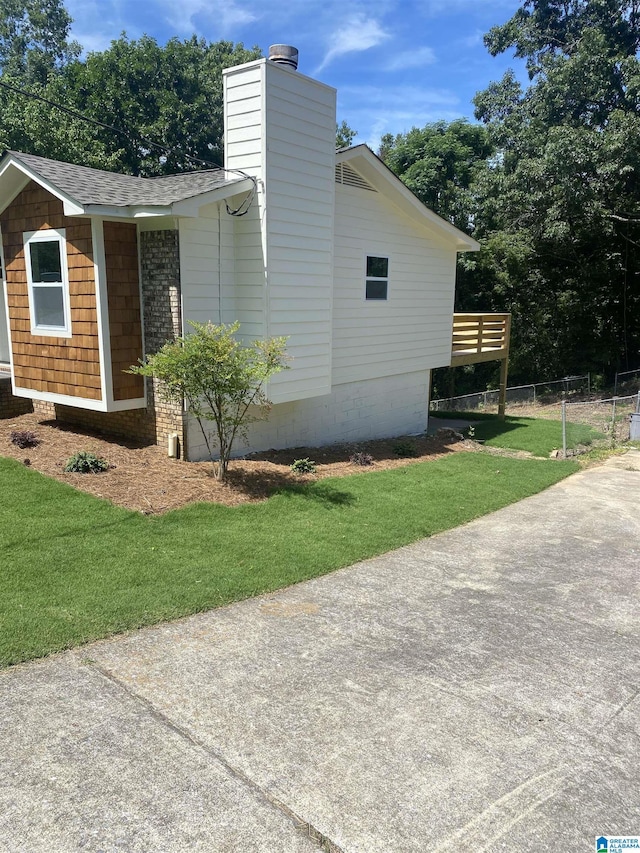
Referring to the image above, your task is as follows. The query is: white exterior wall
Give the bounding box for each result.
[179,202,237,329]
[186,369,430,460]
[224,59,336,404]
[333,182,457,386]
[179,203,220,327]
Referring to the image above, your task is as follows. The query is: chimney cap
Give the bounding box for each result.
[268,44,299,70]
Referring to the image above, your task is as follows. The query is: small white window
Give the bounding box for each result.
[24,229,71,337]
[365,256,388,300]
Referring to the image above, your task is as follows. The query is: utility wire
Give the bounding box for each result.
[0,78,257,216]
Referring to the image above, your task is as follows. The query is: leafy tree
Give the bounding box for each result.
[130,322,288,482]
[379,120,493,233]
[0,34,261,175]
[473,0,640,378]
[336,119,357,148]
[0,0,79,82]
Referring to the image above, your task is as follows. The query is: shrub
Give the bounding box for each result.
[10,430,40,449]
[129,321,288,482]
[64,451,110,474]
[349,451,373,466]
[290,458,316,474]
[393,441,418,458]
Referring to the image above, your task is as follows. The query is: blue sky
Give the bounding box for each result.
[64,0,526,150]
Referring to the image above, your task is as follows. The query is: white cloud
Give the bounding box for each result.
[384,46,436,71]
[338,83,462,149]
[157,0,258,36]
[316,14,389,72]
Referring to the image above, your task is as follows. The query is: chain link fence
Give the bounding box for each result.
[562,393,640,456]
[614,368,640,395]
[431,374,591,413]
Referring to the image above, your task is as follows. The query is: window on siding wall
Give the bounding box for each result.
[24,229,71,336]
[366,256,388,300]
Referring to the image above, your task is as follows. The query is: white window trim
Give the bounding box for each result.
[364,253,390,302]
[24,228,72,338]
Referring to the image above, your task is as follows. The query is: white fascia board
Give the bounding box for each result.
[170,178,254,217]
[336,147,480,252]
[11,384,146,411]
[81,204,172,218]
[0,161,30,214]
[0,155,85,215]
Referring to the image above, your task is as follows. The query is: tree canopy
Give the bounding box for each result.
[382,1,640,385]
[0,31,262,174]
[472,0,640,378]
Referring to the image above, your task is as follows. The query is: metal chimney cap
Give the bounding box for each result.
[268,44,299,70]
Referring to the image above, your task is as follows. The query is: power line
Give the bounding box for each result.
[0,78,257,216]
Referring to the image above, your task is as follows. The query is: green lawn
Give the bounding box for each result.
[1,452,578,668]
[432,411,603,457]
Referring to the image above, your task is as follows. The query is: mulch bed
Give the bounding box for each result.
[0,412,475,513]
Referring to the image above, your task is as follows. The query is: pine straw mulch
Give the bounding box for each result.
[0,412,476,514]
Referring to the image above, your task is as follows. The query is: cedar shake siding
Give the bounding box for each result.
[0,181,101,400]
[103,221,144,401]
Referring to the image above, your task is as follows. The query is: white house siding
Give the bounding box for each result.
[332,182,457,387]
[224,59,336,405]
[179,202,252,334]
[179,203,221,328]
[186,369,430,460]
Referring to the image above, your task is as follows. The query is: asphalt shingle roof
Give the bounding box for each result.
[7,151,245,207]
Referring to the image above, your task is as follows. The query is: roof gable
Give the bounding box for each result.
[336,145,479,252]
[0,150,252,218]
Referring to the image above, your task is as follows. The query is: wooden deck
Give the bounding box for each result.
[449,313,511,417]
[451,313,511,366]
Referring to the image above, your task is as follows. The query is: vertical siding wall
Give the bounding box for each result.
[0,182,102,400]
[224,59,336,403]
[333,183,457,385]
[103,221,144,401]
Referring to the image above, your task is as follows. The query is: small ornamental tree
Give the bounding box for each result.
[130,322,287,481]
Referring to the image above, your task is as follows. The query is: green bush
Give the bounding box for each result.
[393,441,418,458]
[64,451,110,474]
[290,458,316,474]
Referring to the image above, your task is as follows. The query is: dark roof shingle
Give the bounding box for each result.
[7,151,245,207]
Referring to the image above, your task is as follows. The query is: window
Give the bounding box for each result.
[365,255,388,300]
[24,229,71,336]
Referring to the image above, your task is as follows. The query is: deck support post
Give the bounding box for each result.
[498,356,509,420]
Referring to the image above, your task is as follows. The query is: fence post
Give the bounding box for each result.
[611,397,617,445]
[533,383,536,403]
[636,391,640,415]
[562,398,567,459]
[587,372,591,395]
[614,371,618,396]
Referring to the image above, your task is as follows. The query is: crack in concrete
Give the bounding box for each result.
[89,660,345,853]
[609,685,640,720]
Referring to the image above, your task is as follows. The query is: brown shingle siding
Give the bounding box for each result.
[0,181,101,401]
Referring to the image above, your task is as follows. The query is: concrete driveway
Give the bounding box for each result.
[1,453,639,852]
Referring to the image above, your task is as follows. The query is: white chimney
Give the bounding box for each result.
[223,52,337,403]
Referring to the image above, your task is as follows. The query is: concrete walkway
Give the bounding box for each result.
[2,453,639,852]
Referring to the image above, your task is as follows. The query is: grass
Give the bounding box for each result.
[0,452,578,668]
[432,411,603,457]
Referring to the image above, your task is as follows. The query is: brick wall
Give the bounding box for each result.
[0,376,33,418]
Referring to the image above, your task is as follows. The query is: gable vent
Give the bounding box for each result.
[335,162,376,192]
